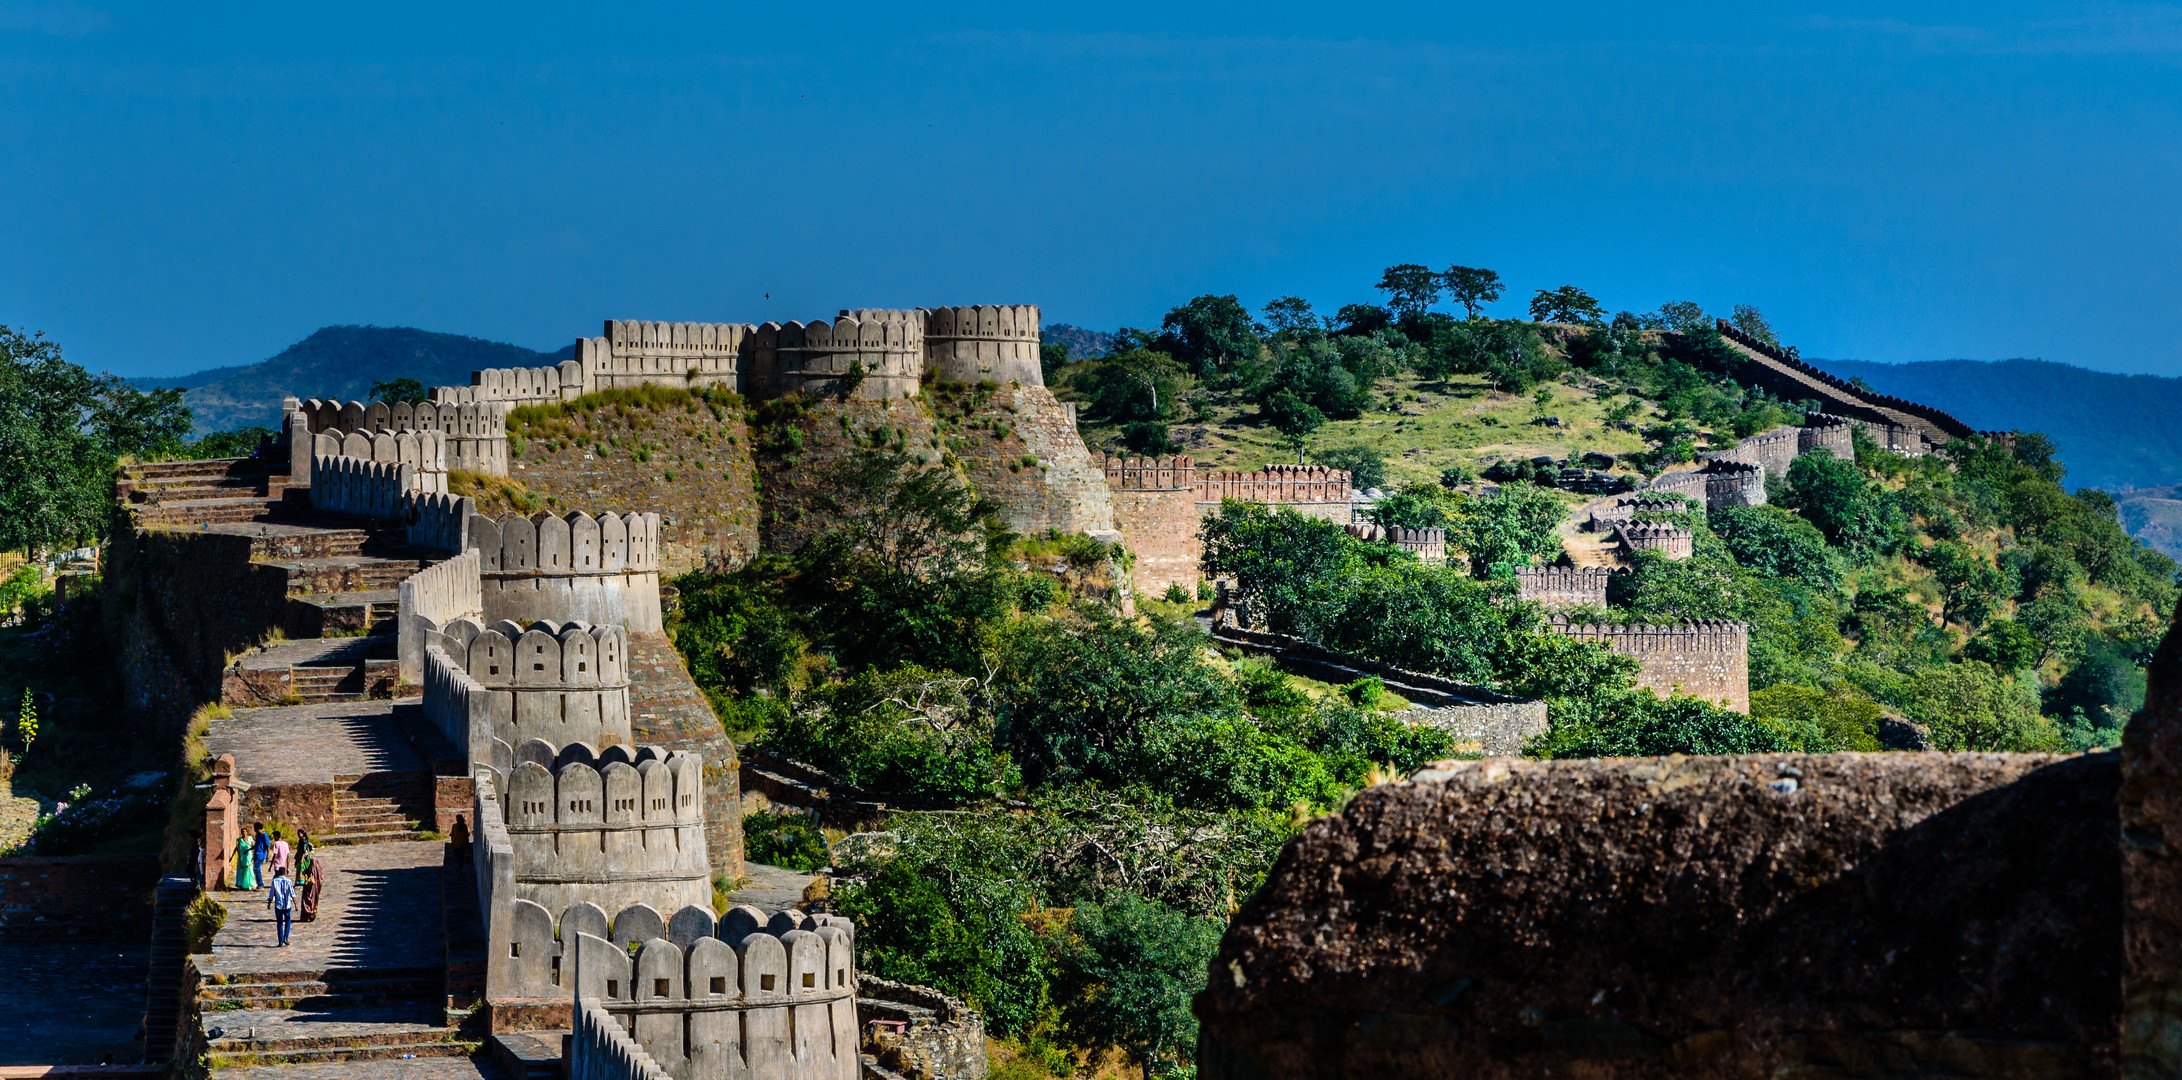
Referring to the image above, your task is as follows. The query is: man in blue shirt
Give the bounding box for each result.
[266,866,296,947]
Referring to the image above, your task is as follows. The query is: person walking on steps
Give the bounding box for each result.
[268,831,290,881]
[267,865,295,947]
[298,849,322,922]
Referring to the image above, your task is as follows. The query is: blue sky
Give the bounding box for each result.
[2,2,2179,378]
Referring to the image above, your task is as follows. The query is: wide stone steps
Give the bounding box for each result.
[288,666,367,701]
[199,971,443,1010]
[329,773,435,843]
[134,498,277,527]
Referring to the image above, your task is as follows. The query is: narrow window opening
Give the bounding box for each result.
[709,976,726,995]
[761,974,776,991]
[654,978,670,997]
[551,956,561,986]
[606,979,619,998]
[510,943,520,958]
[802,973,815,988]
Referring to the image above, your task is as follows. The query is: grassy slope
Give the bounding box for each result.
[1071,370,1675,489]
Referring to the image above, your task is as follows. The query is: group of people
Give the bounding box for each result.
[231,822,322,946]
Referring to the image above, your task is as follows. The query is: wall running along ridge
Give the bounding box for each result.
[1345,523,1448,565]
[469,512,665,633]
[294,396,511,475]
[421,617,635,766]
[496,743,711,915]
[1549,618,1749,713]
[1513,566,1612,610]
[1104,456,1357,594]
[1616,522,1694,561]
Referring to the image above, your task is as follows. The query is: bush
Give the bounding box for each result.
[1052,893,1225,1077]
[1534,694,1793,758]
[742,811,830,872]
[1312,445,1386,491]
[1749,684,1881,752]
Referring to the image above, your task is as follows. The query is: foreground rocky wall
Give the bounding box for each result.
[1197,751,2123,1079]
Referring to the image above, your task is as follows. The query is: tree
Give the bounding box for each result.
[1441,266,1505,319]
[1365,489,1455,530]
[0,325,194,555]
[1448,483,1564,577]
[1707,505,1839,588]
[1654,301,1709,333]
[1311,445,1385,492]
[1375,264,1442,319]
[1053,894,1224,1075]
[1749,685,1882,752]
[1923,541,2007,630]
[1081,347,1185,423]
[1330,303,1392,337]
[1964,619,2041,672]
[1780,449,1901,563]
[1907,661,2057,751]
[1258,296,1320,340]
[1156,295,1261,378]
[1262,389,1324,463]
[370,377,429,404]
[1729,305,1779,347]
[1528,285,1604,325]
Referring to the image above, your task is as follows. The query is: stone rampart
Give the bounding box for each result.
[398,549,485,683]
[1700,423,1799,477]
[1585,495,1684,533]
[1345,523,1447,565]
[1711,320,1975,453]
[310,455,420,519]
[504,899,859,1080]
[1799,413,1855,459]
[1549,618,1748,712]
[470,511,665,632]
[745,311,924,401]
[407,491,473,553]
[1513,565,1611,610]
[1104,457,1358,594]
[424,617,635,760]
[310,429,449,485]
[303,397,509,475]
[923,304,1043,387]
[1702,460,1764,509]
[572,998,675,1080]
[1615,521,1693,560]
[497,743,711,915]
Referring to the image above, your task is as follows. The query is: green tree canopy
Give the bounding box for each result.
[1441,265,1505,319]
[1375,264,1442,319]
[1155,294,1261,378]
[1529,285,1605,325]
[1448,483,1564,577]
[1906,661,2057,751]
[1053,893,1225,1077]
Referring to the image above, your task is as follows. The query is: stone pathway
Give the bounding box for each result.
[215,1060,503,1080]
[723,861,820,913]
[204,840,443,979]
[203,703,426,788]
[0,940,153,1064]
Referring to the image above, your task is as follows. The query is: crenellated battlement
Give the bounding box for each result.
[468,511,665,632]
[1514,565,1614,610]
[311,429,449,482]
[420,616,634,763]
[1617,520,1694,560]
[1104,455,1198,490]
[1345,523,1448,564]
[1549,617,1749,711]
[923,304,1043,387]
[300,397,510,474]
[493,743,711,914]
[310,454,427,518]
[744,311,924,401]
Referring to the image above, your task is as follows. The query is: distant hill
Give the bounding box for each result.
[133,325,573,433]
[1042,323,1114,359]
[1809,357,2182,493]
[2115,486,2182,562]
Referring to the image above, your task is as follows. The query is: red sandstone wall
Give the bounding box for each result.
[1111,486,1201,595]
[1553,622,1749,713]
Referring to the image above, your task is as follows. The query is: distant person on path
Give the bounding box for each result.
[232,830,257,891]
[298,850,322,922]
[295,830,313,868]
[268,832,290,879]
[266,865,295,947]
[250,824,269,888]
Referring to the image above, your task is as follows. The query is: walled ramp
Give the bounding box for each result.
[196,840,471,1071]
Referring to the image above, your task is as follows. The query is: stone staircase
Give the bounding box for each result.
[201,1004,473,1067]
[224,637,398,706]
[197,967,446,1011]
[137,875,196,1064]
[117,457,285,528]
[329,772,437,844]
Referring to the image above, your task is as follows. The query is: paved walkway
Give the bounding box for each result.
[0,940,153,1064]
[204,703,426,788]
[214,1061,502,1080]
[723,861,820,912]
[205,840,443,980]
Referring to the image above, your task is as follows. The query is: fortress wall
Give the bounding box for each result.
[1514,565,1612,610]
[469,511,664,632]
[1550,619,1749,712]
[538,907,860,1080]
[755,396,944,554]
[1703,461,1765,510]
[303,397,509,476]
[1701,424,1799,477]
[1346,523,1448,565]
[427,617,635,756]
[406,491,473,554]
[923,304,1044,387]
[1646,468,1709,505]
[397,549,485,683]
[309,454,418,519]
[744,311,924,401]
[1617,522,1694,560]
[946,383,1116,535]
[1714,319,1977,447]
[496,744,711,916]
[1800,415,1855,460]
[1104,456,1202,595]
[592,320,748,393]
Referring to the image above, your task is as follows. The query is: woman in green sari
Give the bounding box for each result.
[233,831,258,890]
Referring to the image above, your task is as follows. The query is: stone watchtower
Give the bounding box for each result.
[923,304,1044,386]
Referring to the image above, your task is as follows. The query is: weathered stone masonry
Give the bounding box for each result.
[1551,618,1749,713]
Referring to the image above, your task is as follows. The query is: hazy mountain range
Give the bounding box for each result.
[131,325,573,432]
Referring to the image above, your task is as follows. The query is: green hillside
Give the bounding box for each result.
[134,325,573,432]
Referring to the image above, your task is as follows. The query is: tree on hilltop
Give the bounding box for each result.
[1375,264,1442,319]
[1442,265,1505,320]
[1529,285,1605,325]
[1654,301,1710,333]
[370,377,429,404]
[1155,295,1260,379]
[1258,296,1321,340]
[1262,388,1325,463]
[1730,304,1780,347]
